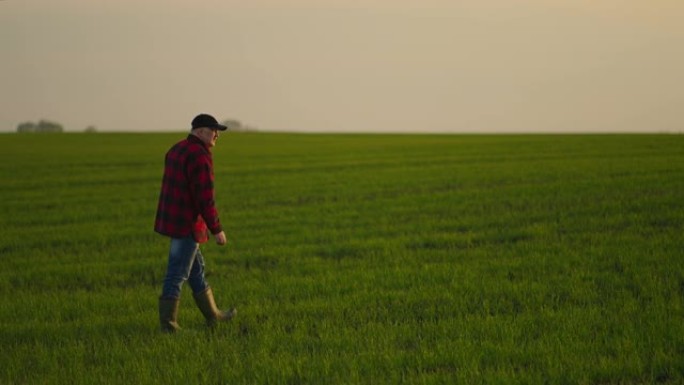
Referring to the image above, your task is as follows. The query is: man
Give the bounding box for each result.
[155,113,236,333]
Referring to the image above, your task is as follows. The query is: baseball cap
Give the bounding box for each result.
[191,113,228,131]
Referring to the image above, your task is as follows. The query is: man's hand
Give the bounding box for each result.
[214,231,227,246]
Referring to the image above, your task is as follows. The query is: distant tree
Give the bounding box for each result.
[17,122,37,133]
[37,120,63,133]
[17,119,64,133]
[221,119,243,131]
[85,125,98,133]
[221,119,258,132]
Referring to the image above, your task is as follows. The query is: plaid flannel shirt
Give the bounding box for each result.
[154,135,222,243]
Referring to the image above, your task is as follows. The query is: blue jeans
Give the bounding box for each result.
[161,237,209,299]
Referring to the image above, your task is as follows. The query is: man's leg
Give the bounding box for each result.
[186,248,209,294]
[159,237,199,332]
[188,248,237,327]
[161,237,200,299]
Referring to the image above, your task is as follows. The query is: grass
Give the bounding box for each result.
[0,132,683,384]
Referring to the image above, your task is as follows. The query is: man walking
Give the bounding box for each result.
[155,113,236,333]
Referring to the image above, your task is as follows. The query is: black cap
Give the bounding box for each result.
[191,113,227,131]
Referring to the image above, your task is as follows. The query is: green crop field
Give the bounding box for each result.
[1,132,683,384]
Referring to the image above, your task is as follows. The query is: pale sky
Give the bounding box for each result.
[2,0,683,133]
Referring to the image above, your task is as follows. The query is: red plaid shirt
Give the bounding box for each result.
[154,134,222,243]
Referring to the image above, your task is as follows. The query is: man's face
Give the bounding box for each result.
[196,127,220,147]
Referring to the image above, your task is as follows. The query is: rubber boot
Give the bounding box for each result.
[159,297,181,333]
[192,287,237,327]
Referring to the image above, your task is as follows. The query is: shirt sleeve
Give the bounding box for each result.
[187,151,223,234]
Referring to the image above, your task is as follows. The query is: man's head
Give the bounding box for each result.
[191,113,227,148]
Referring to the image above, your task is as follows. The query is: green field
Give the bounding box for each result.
[1,132,683,384]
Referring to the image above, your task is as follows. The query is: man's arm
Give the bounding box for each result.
[188,152,223,238]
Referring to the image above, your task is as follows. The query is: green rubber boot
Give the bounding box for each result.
[159,297,181,333]
[192,287,237,327]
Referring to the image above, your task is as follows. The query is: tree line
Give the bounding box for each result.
[16,118,255,133]
[17,120,65,133]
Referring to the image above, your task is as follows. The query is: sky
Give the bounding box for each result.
[2,0,683,133]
